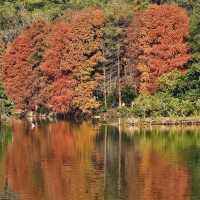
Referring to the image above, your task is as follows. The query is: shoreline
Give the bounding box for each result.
[123,117,200,126]
[96,113,200,127]
[96,109,200,127]
[3,110,200,128]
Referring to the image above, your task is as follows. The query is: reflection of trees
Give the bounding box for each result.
[138,145,189,200]
[0,124,12,161]
[4,120,200,200]
[99,124,139,200]
[186,147,200,200]
[7,119,104,200]
[0,124,18,199]
[99,126,191,200]
[133,129,200,200]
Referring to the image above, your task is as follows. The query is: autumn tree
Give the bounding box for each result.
[3,22,49,112]
[3,8,105,114]
[127,4,190,94]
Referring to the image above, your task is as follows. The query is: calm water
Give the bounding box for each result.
[0,119,200,200]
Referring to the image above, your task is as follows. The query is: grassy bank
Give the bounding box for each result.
[95,108,200,127]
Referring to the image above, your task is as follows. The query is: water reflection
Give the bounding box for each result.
[0,119,200,199]
[7,119,104,200]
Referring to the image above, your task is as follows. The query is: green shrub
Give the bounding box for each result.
[159,70,183,94]
[0,83,13,116]
[122,85,137,106]
[120,93,198,118]
[173,64,200,101]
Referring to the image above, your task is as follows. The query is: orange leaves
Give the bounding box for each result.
[3,8,105,113]
[49,77,77,112]
[127,5,191,94]
[41,22,72,77]
[40,8,105,113]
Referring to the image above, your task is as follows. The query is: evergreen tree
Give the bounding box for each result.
[174,0,200,101]
[190,0,200,63]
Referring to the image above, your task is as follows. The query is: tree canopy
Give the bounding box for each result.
[1,0,200,116]
[3,7,105,114]
[127,4,190,94]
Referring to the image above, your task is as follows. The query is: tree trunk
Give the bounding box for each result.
[103,64,107,109]
[117,44,122,108]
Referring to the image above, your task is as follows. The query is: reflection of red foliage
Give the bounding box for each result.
[7,120,104,200]
[127,5,190,94]
[3,8,104,112]
[138,148,189,200]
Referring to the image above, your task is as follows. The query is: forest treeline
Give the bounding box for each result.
[0,0,200,117]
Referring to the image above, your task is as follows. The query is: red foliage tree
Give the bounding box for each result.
[127,5,191,94]
[3,8,105,113]
[3,22,49,111]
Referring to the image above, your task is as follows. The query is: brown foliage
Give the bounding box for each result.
[3,8,105,113]
[127,5,191,94]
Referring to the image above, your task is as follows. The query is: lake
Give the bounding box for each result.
[0,118,200,200]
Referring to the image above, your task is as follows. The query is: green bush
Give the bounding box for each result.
[107,89,118,107]
[120,93,198,118]
[0,83,13,116]
[122,85,137,106]
[173,64,200,101]
[159,70,183,94]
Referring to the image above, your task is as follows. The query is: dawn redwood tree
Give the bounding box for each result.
[3,21,49,111]
[127,4,191,94]
[3,8,105,114]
